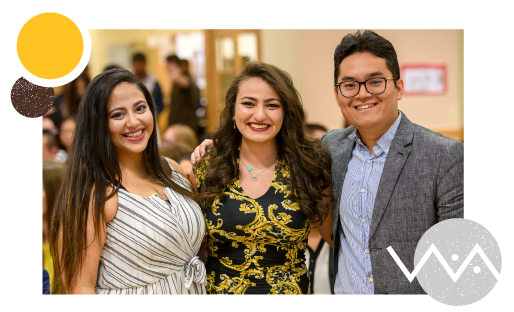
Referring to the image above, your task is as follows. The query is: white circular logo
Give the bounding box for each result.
[414,219,501,306]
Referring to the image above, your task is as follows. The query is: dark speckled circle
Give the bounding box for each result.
[11,77,54,118]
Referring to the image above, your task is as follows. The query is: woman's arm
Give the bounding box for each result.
[69,188,117,294]
[313,185,334,248]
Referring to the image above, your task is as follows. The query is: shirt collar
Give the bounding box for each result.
[352,111,402,155]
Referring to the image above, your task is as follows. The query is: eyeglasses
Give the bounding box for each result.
[336,77,398,98]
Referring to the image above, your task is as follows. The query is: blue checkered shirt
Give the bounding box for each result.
[334,112,402,294]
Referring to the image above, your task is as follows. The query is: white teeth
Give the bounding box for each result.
[125,130,143,137]
[356,104,376,110]
[249,124,270,129]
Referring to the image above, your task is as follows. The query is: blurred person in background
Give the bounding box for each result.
[43,159,67,294]
[59,118,76,154]
[180,59,190,75]
[161,124,198,151]
[43,119,68,162]
[50,68,206,295]
[45,89,64,130]
[42,117,58,136]
[306,124,328,140]
[132,53,164,114]
[158,142,192,162]
[180,58,204,137]
[62,72,90,118]
[41,130,59,160]
[180,59,203,126]
[304,221,332,294]
[45,71,89,131]
[166,55,201,133]
[304,123,332,294]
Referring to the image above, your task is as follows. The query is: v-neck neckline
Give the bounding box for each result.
[237,157,279,201]
[118,184,169,201]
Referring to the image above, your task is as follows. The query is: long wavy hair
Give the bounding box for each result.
[50,69,198,294]
[198,61,332,224]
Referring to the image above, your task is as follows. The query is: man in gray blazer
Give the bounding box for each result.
[322,30,463,294]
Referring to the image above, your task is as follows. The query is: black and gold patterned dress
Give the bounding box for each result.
[193,155,311,294]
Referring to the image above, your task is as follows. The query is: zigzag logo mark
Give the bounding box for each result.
[387,244,501,283]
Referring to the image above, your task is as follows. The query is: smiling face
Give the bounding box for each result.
[107,82,154,157]
[334,51,404,135]
[234,77,283,146]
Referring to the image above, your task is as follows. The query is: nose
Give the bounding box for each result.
[254,104,266,121]
[355,82,372,100]
[126,111,139,129]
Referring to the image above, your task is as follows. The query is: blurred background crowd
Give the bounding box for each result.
[41,29,463,294]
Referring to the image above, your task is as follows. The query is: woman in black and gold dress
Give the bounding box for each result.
[190,61,333,294]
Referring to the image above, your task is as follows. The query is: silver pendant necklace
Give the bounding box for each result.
[240,158,276,181]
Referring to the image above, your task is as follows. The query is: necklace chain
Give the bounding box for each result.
[240,158,276,181]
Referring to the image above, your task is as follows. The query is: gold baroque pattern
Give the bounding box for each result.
[193,156,311,294]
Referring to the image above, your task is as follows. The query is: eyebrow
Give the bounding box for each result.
[240,96,281,103]
[108,100,146,115]
[340,71,385,81]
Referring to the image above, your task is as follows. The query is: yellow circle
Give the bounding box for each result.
[17,13,83,79]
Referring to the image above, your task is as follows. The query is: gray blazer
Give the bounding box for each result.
[321,112,463,294]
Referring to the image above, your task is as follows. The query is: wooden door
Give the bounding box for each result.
[204,30,261,132]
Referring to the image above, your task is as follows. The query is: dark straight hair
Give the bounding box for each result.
[50,68,198,293]
[334,30,400,86]
[197,61,332,225]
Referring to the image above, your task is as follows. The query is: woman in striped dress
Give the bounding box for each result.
[50,69,206,294]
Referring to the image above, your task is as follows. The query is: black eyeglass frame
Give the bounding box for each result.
[336,77,398,98]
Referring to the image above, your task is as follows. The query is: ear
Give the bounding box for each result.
[333,86,339,104]
[395,78,404,101]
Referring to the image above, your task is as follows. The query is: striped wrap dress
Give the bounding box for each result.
[95,167,206,295]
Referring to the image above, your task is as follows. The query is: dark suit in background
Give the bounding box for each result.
[168,74,200,133]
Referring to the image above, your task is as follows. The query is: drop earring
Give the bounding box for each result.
[233,120,236,129]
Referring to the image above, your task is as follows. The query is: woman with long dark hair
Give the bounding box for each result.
[190,61,333,294]
[50,69,206,295]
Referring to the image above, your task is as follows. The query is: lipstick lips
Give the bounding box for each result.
[123,128,146,141]
[124,128,144,135]
[247,122,271,132]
